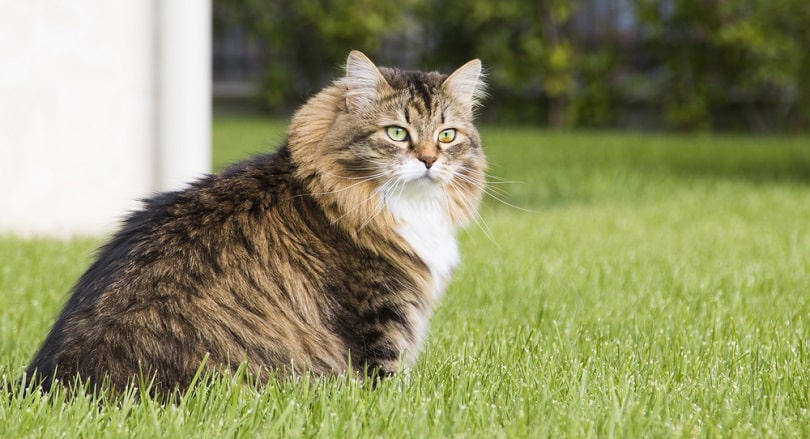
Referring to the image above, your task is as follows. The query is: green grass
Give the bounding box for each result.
[2,118,809,437]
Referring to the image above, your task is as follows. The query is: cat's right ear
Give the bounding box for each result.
[344,51,388,113]
[442,59,486,111]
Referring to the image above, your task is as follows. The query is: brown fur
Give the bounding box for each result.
[25,51,486,395]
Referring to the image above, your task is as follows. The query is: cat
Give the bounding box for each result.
[25,51,486,395]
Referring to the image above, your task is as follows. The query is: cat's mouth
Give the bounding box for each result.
[396,160,446,185]
[422,169,437,180]
[412,170,444,186]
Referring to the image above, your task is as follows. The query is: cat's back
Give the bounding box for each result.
[26,147,347,391]
[74,147,299,304]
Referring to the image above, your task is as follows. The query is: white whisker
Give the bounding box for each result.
[291,171,389,200]
[485,173,524,185]
[482,190,534,213]
[321,170,385,181]
[454,169,534,213]
[447,179,500,248]
[328,183,385,227]
[356,179,395,232]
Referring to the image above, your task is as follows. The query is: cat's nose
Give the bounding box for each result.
[418,155,437,169]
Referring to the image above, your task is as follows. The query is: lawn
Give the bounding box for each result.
[2,118,809,437]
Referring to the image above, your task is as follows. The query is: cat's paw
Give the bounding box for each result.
[366,364,396,380]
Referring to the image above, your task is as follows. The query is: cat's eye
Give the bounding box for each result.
[438,129,456,143]
[386,126,409,142]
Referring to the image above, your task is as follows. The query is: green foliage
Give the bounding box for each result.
[568,48,620,128]
[422,0,578,126]
[218,0,408,113]
[2,120,810,436]
[217,1,810,131]
[634,0,810,131]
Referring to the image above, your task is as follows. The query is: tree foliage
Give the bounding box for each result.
[218,0,810,131]
[217,0,407,112]
[422,0,577,127]
[635,0,810,131]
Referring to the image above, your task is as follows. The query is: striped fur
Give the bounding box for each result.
[25,51,486,394]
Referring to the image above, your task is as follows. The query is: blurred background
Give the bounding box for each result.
[1,0,808,236]
[214,0,810,132]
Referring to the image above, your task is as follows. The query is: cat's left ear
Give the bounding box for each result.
[344,51,389,113]
[442,59,486,110]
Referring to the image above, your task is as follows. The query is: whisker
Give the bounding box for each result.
[453,169,534,213]
[291,172,389,200]
[356,179,397,232]
[481,190,534,213]
[321,171,382,181]
[485,173,525,185]
[447,180,500,248]
[328,180,389,227]
[326,161,391,176]
[331,180,400,231]
[360,173,414,232]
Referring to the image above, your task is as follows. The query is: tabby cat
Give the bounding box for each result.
[26,51,486,394]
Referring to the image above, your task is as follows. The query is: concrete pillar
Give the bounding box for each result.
[157,0,212,191]
[0,1,212,236]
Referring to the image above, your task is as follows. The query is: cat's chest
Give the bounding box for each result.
[384,187,459,300]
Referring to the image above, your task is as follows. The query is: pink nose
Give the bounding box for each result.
[418,155,437,169]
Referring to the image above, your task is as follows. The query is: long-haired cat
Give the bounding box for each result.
[25,51,486,394]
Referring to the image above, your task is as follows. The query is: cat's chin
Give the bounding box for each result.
[407,174,444,190]
[380,174,447,207]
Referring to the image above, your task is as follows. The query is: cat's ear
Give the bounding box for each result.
[344,51,389,113]
[442,59,486,109]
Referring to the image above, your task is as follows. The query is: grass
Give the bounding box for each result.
[2,117,810,437]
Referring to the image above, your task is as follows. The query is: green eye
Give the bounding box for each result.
[438,128,456,143]
[386,126,409,142]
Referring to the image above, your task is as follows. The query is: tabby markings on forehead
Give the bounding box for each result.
[378,93,404,109]
[408,81,434,110]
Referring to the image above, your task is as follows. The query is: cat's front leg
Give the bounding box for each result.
[337,283,427,380]
[351,316,417,380]
[362,339,404,379]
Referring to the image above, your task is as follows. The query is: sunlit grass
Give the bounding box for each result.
[2,119,809,437]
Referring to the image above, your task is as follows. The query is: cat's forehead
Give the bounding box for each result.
[377,67,452,114]
[378,67,447,89]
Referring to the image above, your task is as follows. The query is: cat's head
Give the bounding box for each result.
[289,51,487,229]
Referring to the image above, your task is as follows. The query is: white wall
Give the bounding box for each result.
[0,0,211,237]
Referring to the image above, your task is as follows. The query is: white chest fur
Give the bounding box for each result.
[384,183,459,301]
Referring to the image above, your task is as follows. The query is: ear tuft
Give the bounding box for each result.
[442,59,486,109]
[344,51,388,112]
